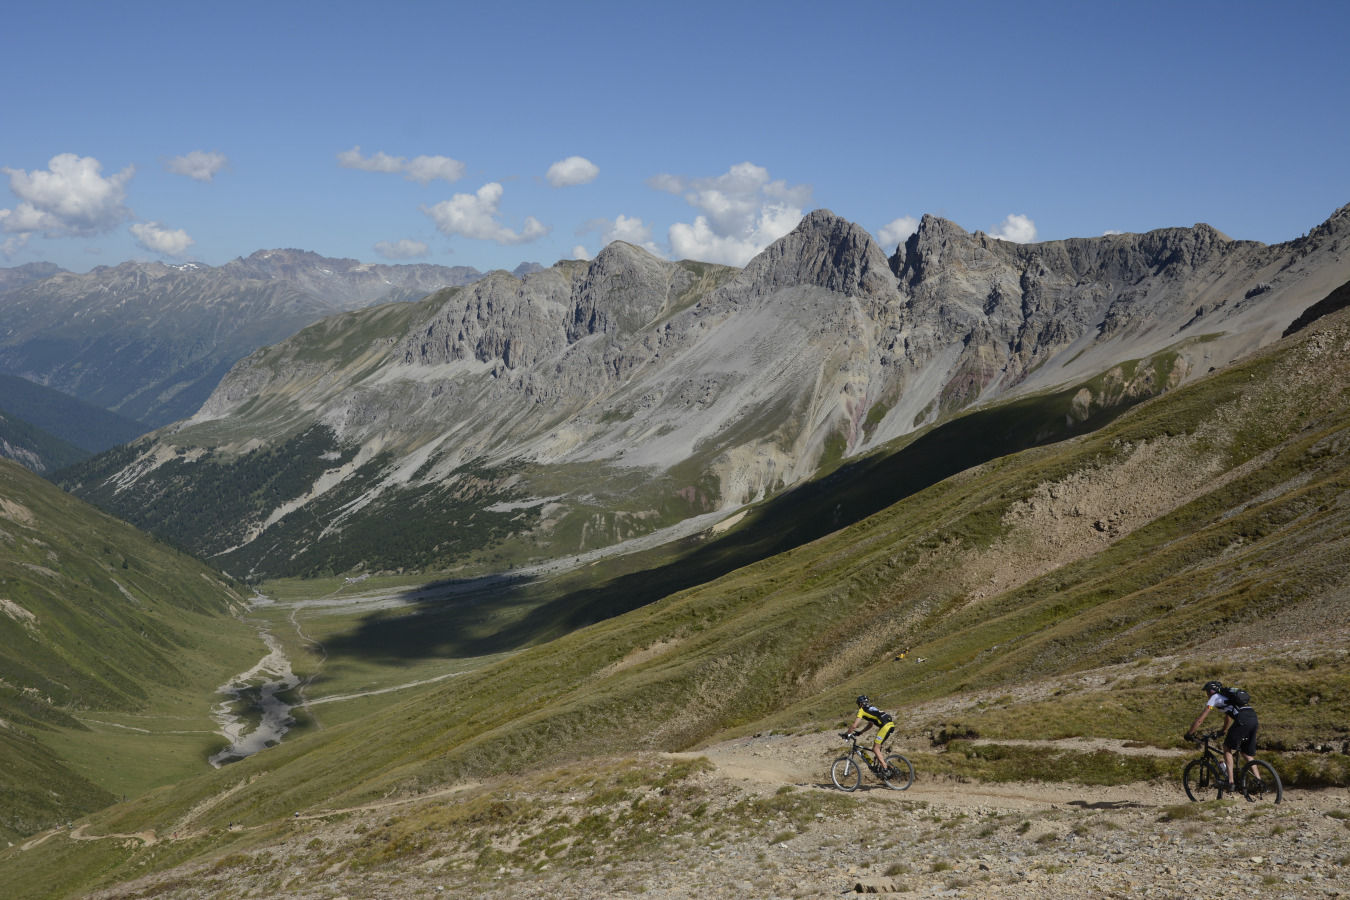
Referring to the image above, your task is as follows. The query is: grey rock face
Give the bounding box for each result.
[742,209,899,301]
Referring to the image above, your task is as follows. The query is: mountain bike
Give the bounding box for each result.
[1183,730,1282,803]
[830,733,914,791]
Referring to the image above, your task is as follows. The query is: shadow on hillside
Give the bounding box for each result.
[323,382,1152,662]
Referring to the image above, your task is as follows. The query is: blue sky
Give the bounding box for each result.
[2,0,1347,274]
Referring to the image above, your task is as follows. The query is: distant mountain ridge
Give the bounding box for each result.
[0,373,147,451]
[0,409,86,474]
[63,204,1350,579]
[0,251,492,427]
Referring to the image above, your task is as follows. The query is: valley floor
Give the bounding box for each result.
[63,732,1350,899]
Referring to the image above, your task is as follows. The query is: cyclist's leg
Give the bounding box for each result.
[875,721,896,774]
[1237,721,1260,775]
[1221,728,1242,787]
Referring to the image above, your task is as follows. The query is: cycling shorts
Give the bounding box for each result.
[1224,710,1259,755]
[872,720,895,744]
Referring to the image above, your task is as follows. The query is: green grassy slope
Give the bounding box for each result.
[5,308,1350,895]
[0,460,262,843]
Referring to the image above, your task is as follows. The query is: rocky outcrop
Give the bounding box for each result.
[567,242,694,340]
[741,209,899,301]
[397,268,576,370]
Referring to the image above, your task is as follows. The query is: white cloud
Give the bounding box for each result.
[878,216,919,249]
[130,221,194,257]
[166,150,228,182]
[583,214,661,256]
[989,213,1037,243]
[374,238,429,260]
[606,214,654,247]
[1,154,134,237]
[546,156,599,187]
[421,182,550,245]
[338,146,465,184]
[572,244,591,260]
[337,146,403,173]
[651,162,810,266]
[404,155,467,185]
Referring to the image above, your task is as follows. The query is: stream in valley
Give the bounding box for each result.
[208,625,300,768]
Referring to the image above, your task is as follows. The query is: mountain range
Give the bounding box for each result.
[0,250,506,427]
[61,204,1350,581]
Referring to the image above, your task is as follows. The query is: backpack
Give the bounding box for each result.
[863,704,894,725]
[1220,686,1251,707]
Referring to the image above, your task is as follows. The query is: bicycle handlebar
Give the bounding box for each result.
[1188,728,1225,743]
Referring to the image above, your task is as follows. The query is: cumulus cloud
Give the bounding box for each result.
[650,162,810,266]
[572,244,591,260]
[989,213,1037,243]
[1,154,134,237]
[582,214,661,256]
[877,216,920,249]
[131,221,194,257]
[338,146,402,173]
[338,146,466,184]
[166,150,228,182]
[546,155,599,187]
[374,238,429,260]
[404,155,467,185]
[421,182,549,245]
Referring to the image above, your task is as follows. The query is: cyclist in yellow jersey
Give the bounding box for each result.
[840,694,898,775]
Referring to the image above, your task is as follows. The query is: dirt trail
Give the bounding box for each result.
[673,731,1194,811]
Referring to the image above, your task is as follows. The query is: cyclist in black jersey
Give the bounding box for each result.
[1186,679,1259,793]
[840,693,898,776]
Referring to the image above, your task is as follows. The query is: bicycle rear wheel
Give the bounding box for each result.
[831,754,861,792]
[1182,758,1224,801]
[880,754,914,791]
[1241,760,1283,804]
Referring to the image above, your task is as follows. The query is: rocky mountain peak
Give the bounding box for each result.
[568,241,684,340]
[740,209,898,298]
[889,213,1009,286]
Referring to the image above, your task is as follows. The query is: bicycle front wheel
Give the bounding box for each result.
[1241,760,1283,804]
[1182,758,1223,801]
[831,754,861,792]
[880,754,914,791]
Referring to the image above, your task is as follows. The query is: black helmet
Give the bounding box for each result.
[1203,680,1222,693]
[856,694,870,707]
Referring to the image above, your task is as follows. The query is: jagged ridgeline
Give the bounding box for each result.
[61,206,1350,580]
[0,459,258,844]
